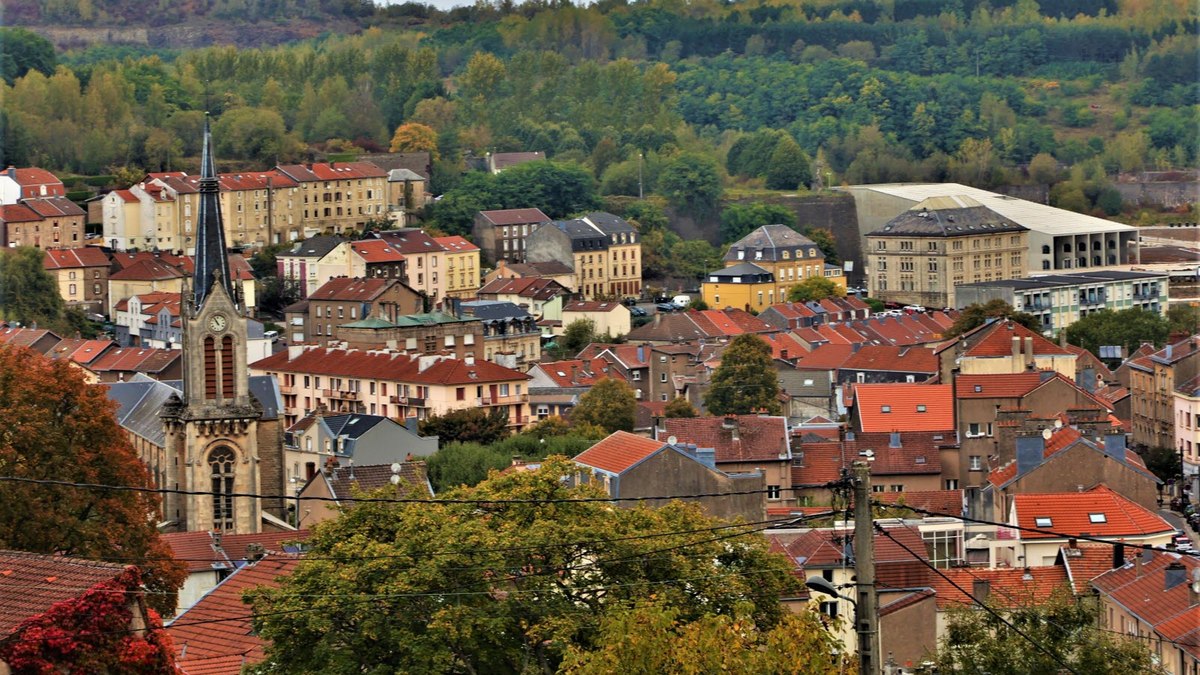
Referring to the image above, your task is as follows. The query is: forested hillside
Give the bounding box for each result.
[1,0,1195,228]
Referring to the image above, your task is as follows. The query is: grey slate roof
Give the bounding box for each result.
[387,169,425,182]
[723,224,821,262]
[582,212,635,234]
[871,204,1025,238]
[106,377,176,447]
[460,301,531,321]
[322,414,387,440]
[279,235,345,259]
[709,262,773,279]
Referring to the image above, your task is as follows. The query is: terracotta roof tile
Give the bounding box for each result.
[1092,550,1200,652]
[0,551,127,638]
[841,346,938,374]
[563,301,625,313]
[308,277,400,301]
[374,229,448,255]
[845,431,945,475]
[161,531,310,574]
[793,344,855,371]
[169,556,302,665]
[573,431,666,474]
[43,246,109,269]
[1058,543,1130,594]
[955,373,1044,398]
[276,161,386,182]
[0,327,61,349]
[1013,485,1174,539]
[930,566,1070,609]
[0,204,42,222]
[326,462,431,500]
[252,348,529,385]
[108,258,186,281]
[962,320,1073,358]
[5,167,63,189]
[478,208,551,225]
[662,415,789,463]
[88,347,180,374]
[349,240,405,263]
[853,383,954,433]
[433,235,479,253]
[45,338,116,364]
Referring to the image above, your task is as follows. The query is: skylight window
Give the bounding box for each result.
[974,385,983,393]
[881,405,891,413]
[1088,513,1107,524]
[1034,517,1052,528]
[916,405,927,412]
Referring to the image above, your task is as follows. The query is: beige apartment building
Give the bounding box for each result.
[524,212,642,300]
[250,346,532,430]
[867,197,1028,308]
[434,235,481,299]
[275,162,388,236]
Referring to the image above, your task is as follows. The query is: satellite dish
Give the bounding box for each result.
[1042,428,1053,440]
[1054,419,1063,429]
[667,436,678,446]
[390,462,402,473]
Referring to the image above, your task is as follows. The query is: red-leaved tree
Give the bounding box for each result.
[0,346,187,614]
[0,566,179,673]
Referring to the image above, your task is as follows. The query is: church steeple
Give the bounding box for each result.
[193,114,233,311]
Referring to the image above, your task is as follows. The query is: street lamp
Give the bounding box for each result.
[807,576,875,674]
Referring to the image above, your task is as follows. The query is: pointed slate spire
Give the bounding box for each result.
[193,114,232,311]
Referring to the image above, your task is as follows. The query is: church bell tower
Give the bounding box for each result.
[161,116,265,534]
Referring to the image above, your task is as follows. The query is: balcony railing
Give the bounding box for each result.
[477,394,529,406]
[390,395,426,407]
[279,384,296,395]
[322,389,361,400]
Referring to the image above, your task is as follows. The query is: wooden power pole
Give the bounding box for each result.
[853,460,881,675]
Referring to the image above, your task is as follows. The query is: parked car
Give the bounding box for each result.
[630,306,647,317]
[672,295,692,309]
[655,303,676,313]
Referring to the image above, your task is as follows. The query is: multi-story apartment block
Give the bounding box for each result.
[275,162,388,235]
[152,171,304,250]
[250,346,532,429]
[473,208,551,264]
[1176,375,1200,492]
[292,277,423,346]
[1129,335,1200,451]
[524,212,641,299]
[720,224,840,303]
[956,271,1168,336]
[43,247,110,314]
[313,240,407,291]
[433,236,481,299]
[0,166,65,204]
[385,168,428,225]
[336,311,485,360]
[371,229,448,305]
[1,197,86,249]
[701,262,779,313]
[276,235,345,298]
[867,199,1028,309]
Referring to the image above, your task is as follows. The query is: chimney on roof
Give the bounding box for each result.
[5,166,14,179]
[1015,433,1045,475]
[973,579,990,603]
[1164,562,1187,591]
[1112,543,1124,569]
[1103,433,1126,463]
[1023,336,1035,369]
[211,530,223,550]
[1012,336,1022,363]
[246,543,266,562]
[695,447,716,470]
[1079,366,1097,393]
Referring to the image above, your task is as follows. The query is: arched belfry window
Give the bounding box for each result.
[209,447,235,530]
[204,336,217,399]
[221,335,235,399]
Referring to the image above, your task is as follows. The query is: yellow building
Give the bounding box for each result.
[722,224,841,302]
[524,212,642,300]
[275,162,389,236]
[434,235,481,299]
[701,262,778,312]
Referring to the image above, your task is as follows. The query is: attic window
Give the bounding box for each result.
[1034,517,1052,528]
[915,456,926,464]
[973,385,983,393]
[916,405,927,413]
[1088,513,1107,524]
[881,405,891,413]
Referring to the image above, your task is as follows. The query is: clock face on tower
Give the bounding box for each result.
[208,314,228,332]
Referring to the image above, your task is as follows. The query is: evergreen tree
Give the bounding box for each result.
[765,135,812,190]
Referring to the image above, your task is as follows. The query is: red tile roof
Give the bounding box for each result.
[478,208,551,225]
[108,258,186,281]
[662,415,789,463]
[251,348,530,385]
[853,383,954,433]
[4,167,64,191]
[765,302,817,320]
[374,229,447,255]
[43,246,109,269]
[161,530,310,574]
[962,320,1073,358]
[349,240,405,263]
[433,235,479,253]
[845,431,945,475]
[929,566,1070,609]
[276,161,386,182]
[873,489,964,516]
[0,551,129,638]
[87,347,180,374]
[1013,485,1174,539]
[0,204,41,222]
[1092,550,1200,657]
[533,359,617,387]
[22,196,84,217]
[477,276,567,299]
[761,332,806,361]
[0,327,61,349]
[573,431,666,474]
[308,277,398,301]
[45,338,116,364]
[563,301,626,313]
[1059,543,1130,594]
[169,556,302,667]
[841,346,938,374]
[955,373,1043,398]
[793,344,855,371]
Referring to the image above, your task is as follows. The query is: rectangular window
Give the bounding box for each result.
[969,455,982,471]
[767,485,781,499]
[456,387,465,401]
[1035,517,1053,528]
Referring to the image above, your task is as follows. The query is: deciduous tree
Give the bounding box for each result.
[765,135,812,190]
[0,347,187,614]
[663,396,698,418]
[247,457,799,673]
[420,407,511,445]
[719,202,796,244]
[389,121,439,159]
[658,153,722,218]
[945,300,1041,338]
[1063,308,1170,358]
[705,334,782,415]
[787,276,844,302]
[571,377,637,433]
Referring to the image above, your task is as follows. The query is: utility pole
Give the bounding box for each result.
[853,460,881,675]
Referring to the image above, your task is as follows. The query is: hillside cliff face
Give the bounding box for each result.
[27,19,359,49]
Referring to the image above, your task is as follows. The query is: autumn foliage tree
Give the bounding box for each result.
[0,566,178,673]
[571,377,637,433]
[389,121,439,159]
[0,346,187,615]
